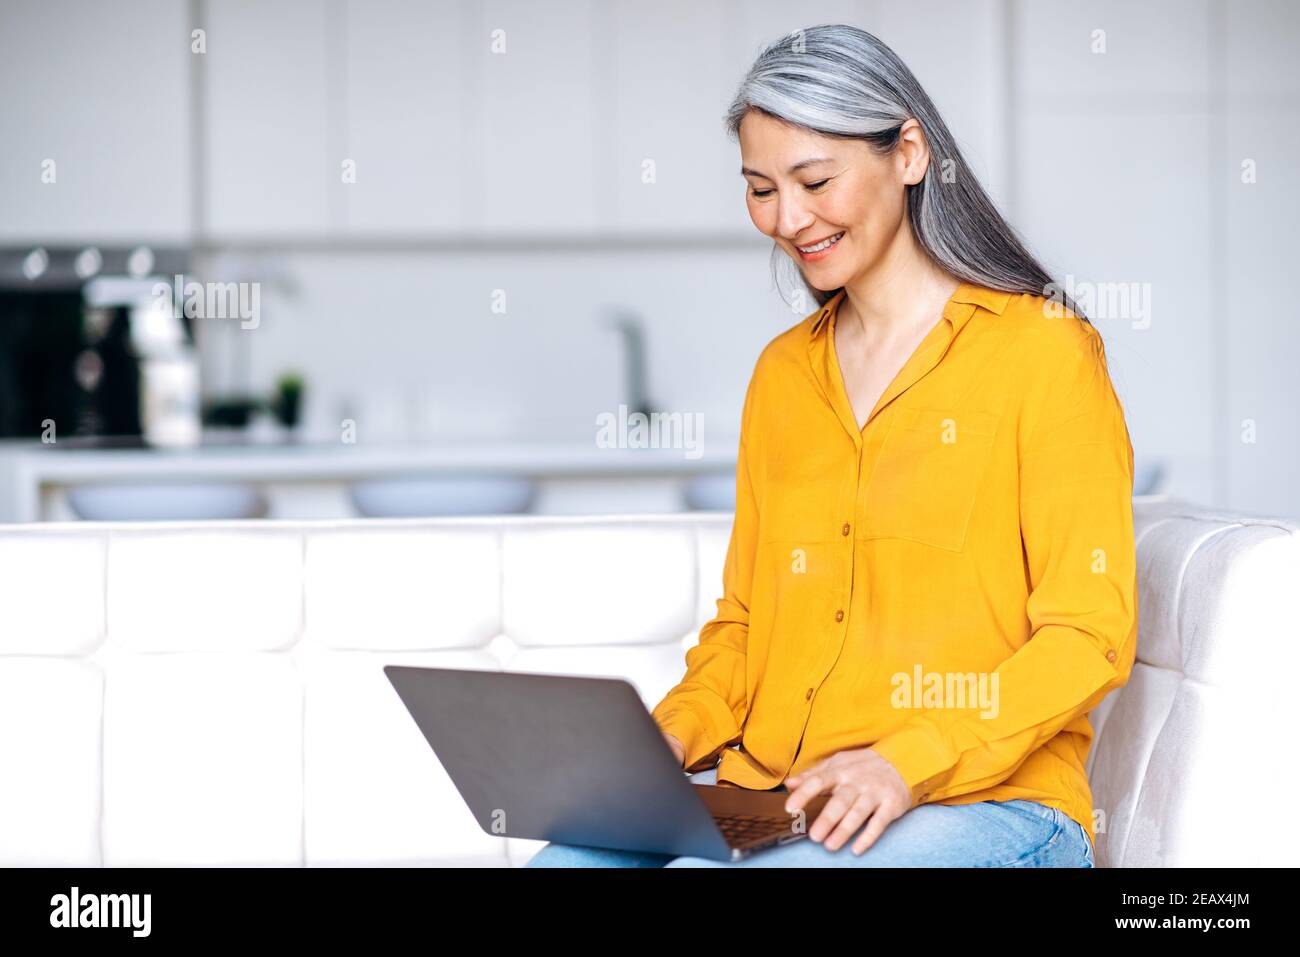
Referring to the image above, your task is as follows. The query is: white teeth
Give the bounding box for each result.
[798,231,844,254]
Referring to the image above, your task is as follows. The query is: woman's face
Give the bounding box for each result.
[739,109,928,292]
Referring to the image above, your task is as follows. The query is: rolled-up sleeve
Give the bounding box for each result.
[870,330,1139,805]
[650,374,762,772]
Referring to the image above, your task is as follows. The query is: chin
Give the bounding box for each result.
[801,270,849,292]
[801,277,835,292]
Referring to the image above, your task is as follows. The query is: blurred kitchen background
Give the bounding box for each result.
[0,0,1297,522]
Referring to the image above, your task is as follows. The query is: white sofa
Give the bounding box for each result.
[0,494,1295,867]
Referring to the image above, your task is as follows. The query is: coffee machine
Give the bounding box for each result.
[0,245,199,447]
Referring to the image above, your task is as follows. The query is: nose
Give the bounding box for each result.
[775,191,815,242]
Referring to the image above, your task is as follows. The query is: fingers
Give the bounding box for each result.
[809,782,865,845]
[781,750,906,856]
[821,792,879,852]
[851,809,892,855]
[783,770,830,816]
[809,780,885,848]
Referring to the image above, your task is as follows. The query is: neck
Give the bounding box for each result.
[838,227,959,342]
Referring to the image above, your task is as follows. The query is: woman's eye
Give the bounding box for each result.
[749,179,829,199]
[750,180,829,198]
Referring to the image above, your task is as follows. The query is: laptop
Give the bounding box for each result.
[383,665,829,862]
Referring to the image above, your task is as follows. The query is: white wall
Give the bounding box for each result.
[1,0,1297,515]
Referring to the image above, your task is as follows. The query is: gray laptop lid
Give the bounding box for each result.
[384,665,738,859]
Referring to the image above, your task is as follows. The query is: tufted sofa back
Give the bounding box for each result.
[0,494,1294,866]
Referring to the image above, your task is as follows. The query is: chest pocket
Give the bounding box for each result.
[862,407,1000,552]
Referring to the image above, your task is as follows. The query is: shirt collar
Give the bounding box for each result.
[808,281,1014,340]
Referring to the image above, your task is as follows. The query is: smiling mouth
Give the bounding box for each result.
[796,231,845,255]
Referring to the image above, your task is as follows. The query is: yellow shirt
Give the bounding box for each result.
[651,281,1138,849]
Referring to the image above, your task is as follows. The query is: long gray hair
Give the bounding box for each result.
[725,23,1087,322]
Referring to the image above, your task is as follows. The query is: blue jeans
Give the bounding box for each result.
[524,767,1095,868]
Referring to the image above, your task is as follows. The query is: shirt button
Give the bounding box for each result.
[805,687,814,701]
[919,792,931,802]
[835,609,844,622]
[1105,649,1117,663]
[841,522,851,536]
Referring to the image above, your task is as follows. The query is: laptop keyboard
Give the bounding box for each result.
[714,813,802,846]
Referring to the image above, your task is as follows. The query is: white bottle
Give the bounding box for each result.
[133,296,201,448]
[140,353,201,448]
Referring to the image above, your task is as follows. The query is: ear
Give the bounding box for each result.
[895,118,931,186]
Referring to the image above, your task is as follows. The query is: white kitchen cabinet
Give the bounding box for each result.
[1014,0,1211,100]
[1223,0,1300,517]
[341,0,472,234]
[202,0,334,237]
[602,0,742,234]
[470,0,599,235]
[0,0,192,243]
[1224,106,1300,517]
[204,0,601,238]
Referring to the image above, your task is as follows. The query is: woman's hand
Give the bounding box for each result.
[782,747,913,854]
[662,732,686,767]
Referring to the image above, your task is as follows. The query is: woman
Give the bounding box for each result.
[527,23,1135,868]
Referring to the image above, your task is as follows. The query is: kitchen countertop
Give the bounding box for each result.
[0,434,738,522]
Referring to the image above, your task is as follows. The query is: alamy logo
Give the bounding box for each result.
[49,886,151,937]
[151,273,261,329]
[595,404,703,459]
[891,665,1000,718]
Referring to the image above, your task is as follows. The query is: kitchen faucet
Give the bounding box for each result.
[602,308,657,418]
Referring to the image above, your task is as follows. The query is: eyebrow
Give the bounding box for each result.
[740,157,835,179]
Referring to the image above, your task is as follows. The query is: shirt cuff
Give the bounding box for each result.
[652,704,721,773]
[869,722,959,807]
